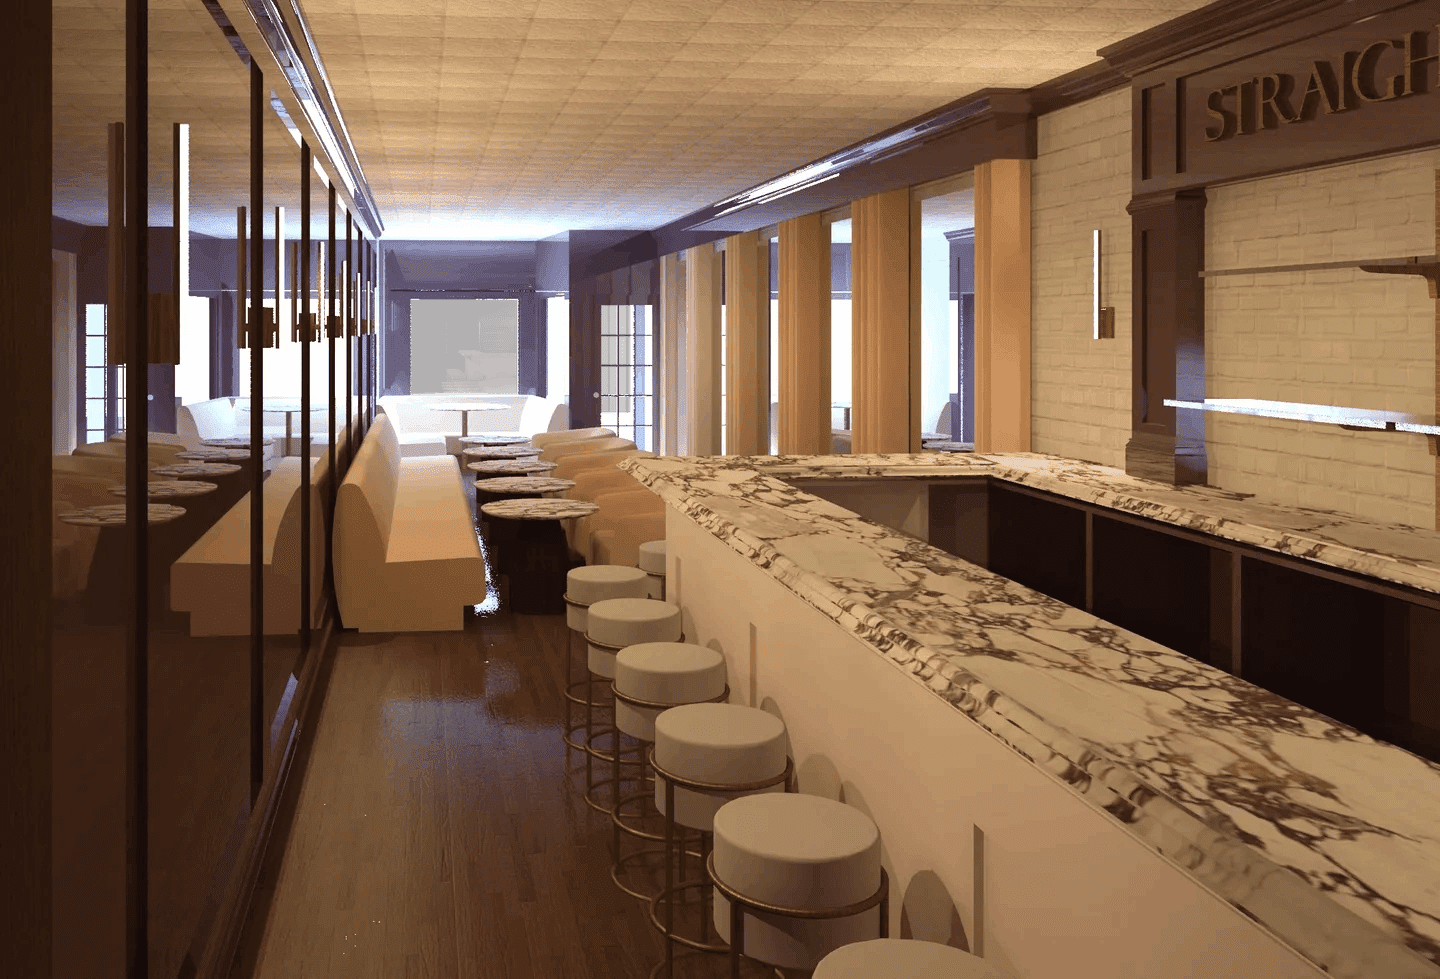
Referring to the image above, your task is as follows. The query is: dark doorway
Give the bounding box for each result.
[409,297,521,394]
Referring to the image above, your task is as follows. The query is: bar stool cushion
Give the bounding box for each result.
[565,565,648,631]
[614,643,726,741]
[711,793,882,971]
[653,703,787,831]
[814,939,1012,978]
[638,539,665,574]
[586,598,681,679]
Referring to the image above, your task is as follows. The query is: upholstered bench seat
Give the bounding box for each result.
[335,413,486,631]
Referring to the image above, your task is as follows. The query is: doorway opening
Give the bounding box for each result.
[409,298,520,394]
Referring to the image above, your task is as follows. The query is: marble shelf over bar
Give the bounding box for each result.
[621,450,1440,979]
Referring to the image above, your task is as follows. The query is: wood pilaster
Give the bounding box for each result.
[725,230,771,455]
[684,243,723,456]
[973,159,1033,453]
[778,214,831,455]
[660,252,682,455]
[1125,188,1208,486]
[852,188,915,454]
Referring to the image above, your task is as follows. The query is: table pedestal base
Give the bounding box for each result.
[495,518,577,615]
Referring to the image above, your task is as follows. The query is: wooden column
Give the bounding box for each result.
[973,159,1032,454]
[1125,188,1207,486]
[852,188,915,454]
[778,214,831,455]
[725,230,771,455]
[684,243,722,456]
[659,252,682,455]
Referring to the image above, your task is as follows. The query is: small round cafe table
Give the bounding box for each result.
[57,503,190,612]
[459,434,532,447]
[427,402,505,438]
[151,462,243,480]
[462,445,542,461]
[57,502,187,528]
[921,440,974,453]
[479,498,597,615]
[107,480,219,500]
[176,447,251,463]
[467,459,557,477]
[473,476,575,519]
[202,436,274,449]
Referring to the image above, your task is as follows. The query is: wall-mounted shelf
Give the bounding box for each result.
[1199,255,1440,297]
[1165,398,1440,452]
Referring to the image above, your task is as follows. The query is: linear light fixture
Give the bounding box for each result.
[698,99,993,227]
[1093,229,1115,340]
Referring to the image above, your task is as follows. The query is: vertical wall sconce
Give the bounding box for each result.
[1093,228,1116,340]
[107,122,124,364]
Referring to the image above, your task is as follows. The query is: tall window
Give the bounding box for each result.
[719,303,727,454]
[600,303,655,451]
[82,303,122,443]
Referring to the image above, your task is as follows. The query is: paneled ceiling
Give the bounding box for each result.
[301,0,1217,240]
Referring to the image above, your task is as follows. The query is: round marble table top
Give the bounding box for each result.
[459,434,531,446]
[108,480,218,499]
[462,445,542,460]
[151,462,243,479]
[473,477,576,495]
[922,440,974,452]
[480,498,598,521]
[428,402,505,412]
[177,447,251,462]
[202,437,274,448]
[58,503,187,527]
[467,459,558,475]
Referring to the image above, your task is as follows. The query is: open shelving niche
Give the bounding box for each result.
[1169,253,1440,453]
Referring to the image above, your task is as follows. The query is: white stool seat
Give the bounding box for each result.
[814,939,1012,978]
[653,703,786,831]
[711,793,882,972]
[638,539,665,574]
[614,643,726,741]
[586,598,681,679]
[565,565,648,631]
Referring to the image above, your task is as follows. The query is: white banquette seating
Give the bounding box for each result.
[334,413,487,631]
[177,396,362,463]
[169,418,358,636]
[376,394,568,457]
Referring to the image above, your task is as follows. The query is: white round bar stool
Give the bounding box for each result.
[610,643,729,902]
[709,793,888,977]
[563,567,649,756]
[637,539,666,600]
[814,939,1013,978]
[648,704,792,979]
[584,597,682,813]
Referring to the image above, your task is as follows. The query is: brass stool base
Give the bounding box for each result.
[612,787,669,843]
[648,879,728,953]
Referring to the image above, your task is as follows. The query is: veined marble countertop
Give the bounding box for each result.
[620,451,1440,979]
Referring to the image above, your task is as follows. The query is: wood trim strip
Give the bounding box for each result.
[250,57,265,804]
[301,140,312,650]
[1,0,53,972]
[1435,167,1439,531]
[125,1,153,974]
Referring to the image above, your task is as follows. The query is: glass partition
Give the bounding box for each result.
[915,174,975,445]
[599,302,656,451]
[50,0,132,972]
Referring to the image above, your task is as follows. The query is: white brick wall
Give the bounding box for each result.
[1031,87,1133,468]
[1206,148,1440,528]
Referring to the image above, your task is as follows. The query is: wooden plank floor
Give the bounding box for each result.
[227,589,682,979]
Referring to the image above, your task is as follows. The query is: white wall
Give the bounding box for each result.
[667,508,1327,979]
[546,295,569,405]
[1206,149,1440,527]
[1030,87,1133,468]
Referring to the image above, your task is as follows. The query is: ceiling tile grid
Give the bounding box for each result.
[289,0,1216,239]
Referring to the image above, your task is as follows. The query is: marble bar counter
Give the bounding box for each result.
[620,451,1440,979]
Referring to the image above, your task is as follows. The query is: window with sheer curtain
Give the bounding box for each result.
[409,298,519,394]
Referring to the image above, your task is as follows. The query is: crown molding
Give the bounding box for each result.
[1097,0,1361,79]
[1028,60,1129,116]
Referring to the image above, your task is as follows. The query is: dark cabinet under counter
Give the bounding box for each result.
[920,477,1440,765]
